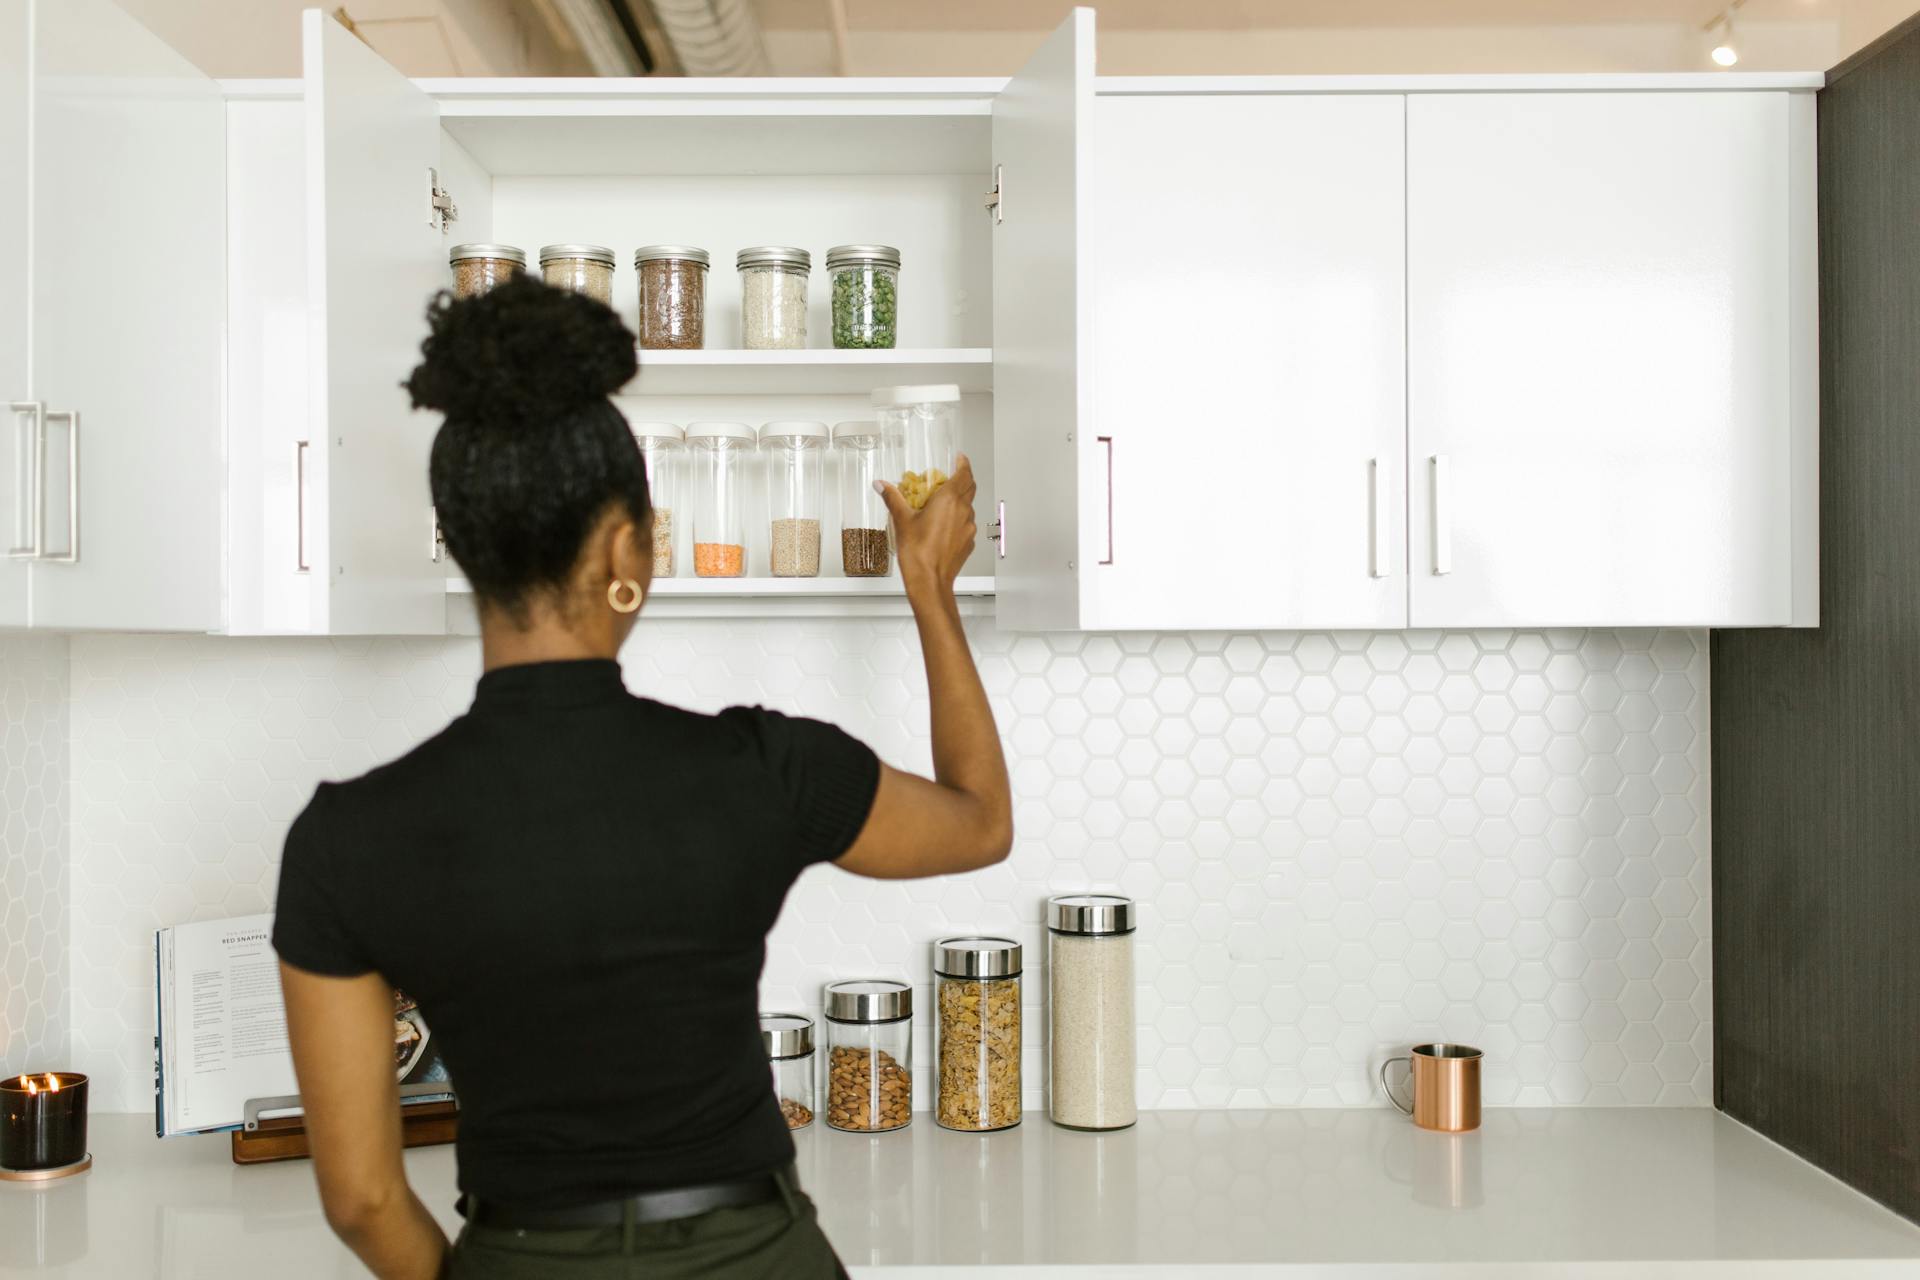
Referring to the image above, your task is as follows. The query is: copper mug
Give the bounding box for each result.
[1379,1043,1481,1132]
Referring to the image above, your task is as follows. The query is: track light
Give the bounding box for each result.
[1705,0,1745,68]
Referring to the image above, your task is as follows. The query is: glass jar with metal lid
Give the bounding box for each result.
[737,246,810,350]
[686,422,754,577]
[834,421,890,578]
[1047,895,1137,1131]
[632,422,684,578]
[934,937,1021,1132]
[827,244,900,349]
[760,1012,816,1130]
[538,244,616,306]
[822,979,913,1132]
[635,245,710,350]
[448,244,525,298]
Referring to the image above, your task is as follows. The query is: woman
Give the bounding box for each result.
[271,278,1012,1279]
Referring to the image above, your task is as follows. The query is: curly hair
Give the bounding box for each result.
[406,277,647,621]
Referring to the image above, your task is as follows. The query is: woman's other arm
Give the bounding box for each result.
[279,964,449,1280]
[837,455,1014,880]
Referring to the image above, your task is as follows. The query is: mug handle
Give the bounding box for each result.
[1379,1056,1414,1116]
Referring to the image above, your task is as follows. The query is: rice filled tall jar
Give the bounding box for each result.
[737,246,810,349]
[827,244,900,349]
[1047,894,1137,1131]
[634,245,710,350]
[632,423,683,578]
[538,244,616,306]
[686,422,754,577]
[934,936,1021,1132]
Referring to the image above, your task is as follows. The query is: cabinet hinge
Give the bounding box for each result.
[427,167,458,233]
[984,163,1003,225]
[431,507,446,563]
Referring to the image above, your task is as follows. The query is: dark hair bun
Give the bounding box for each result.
[405,276,636,425]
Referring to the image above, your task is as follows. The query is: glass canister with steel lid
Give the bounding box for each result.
[1047,894,1137,1131]
[760,1012,816,1130]
[737,246,810,350]
[822,979,913,1132]
[827,244,900,349]
[635,245,710,350]
[449,244,525,298]
[934,936,1021,1132]
[539,244,616,306]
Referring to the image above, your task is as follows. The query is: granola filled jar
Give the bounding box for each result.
[635,245,710,350]
[935,936,1021,1132]
[737,246,810,350]
[761,1012,816,1130]
[823,979,912,1133]
[633,422,683,578]
[538,244,616,306]
[827,244,900,349]
[448,243,525,298]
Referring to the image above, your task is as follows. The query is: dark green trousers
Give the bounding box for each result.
[447,1170,848,1279]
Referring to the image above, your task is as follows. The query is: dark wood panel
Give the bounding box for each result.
[1711,21,1920,1224]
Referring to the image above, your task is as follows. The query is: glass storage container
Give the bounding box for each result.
[827,244,901,349]
[448,244,524,298]
[1046,894,1137,1131]
[760,1012,816,1130]
[633,423,684,578]
[833,421,890,578]
[687,422,755,577]
[538,244,616,306]
[934,937,1022,1132]
[874,384,959,512]
[822,979,913,1132]
[737,246,811,350]
[762,422,828,578]
[635,245,710,350]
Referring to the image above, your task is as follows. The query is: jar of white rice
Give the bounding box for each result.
[1046,894,1137,1130]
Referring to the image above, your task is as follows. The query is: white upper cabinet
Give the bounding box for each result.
[1406,91,1815,628]
[0,0,29,628]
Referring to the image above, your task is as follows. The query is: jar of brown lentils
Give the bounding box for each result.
[634,245,710,350]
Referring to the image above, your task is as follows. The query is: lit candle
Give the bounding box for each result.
[0,1072,88,1172]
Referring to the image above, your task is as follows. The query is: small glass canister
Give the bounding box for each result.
[632,422,684,578]
[635,245,710,350]
[761,1013,816,1130]
[1047,894,1137,1131]
[834,421,890,578]
[538,244,616,306]
[449,244,525,298]
[686,422,755,577]
[823,979,913,1133]
[738,246,810,350]
[827,244,901,349]
[874,384,959,512]
[934,937,1021,1132]
[763,421,829,578]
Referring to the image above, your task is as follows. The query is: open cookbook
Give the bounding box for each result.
[154,913,450,1136]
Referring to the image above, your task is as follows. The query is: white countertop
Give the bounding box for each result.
[5,1109,1919,1277]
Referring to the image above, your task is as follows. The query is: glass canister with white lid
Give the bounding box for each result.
[934,937,1022,1132]
[874,384,959,513]
[632,423,683,578]
[822,979,913,1132]
[539,244,616,306]
[762,422,829,578]
[449,244,525,298]
[686,422,754,577]
[834,421,890,578]
[737,246,810,350]
[827,244,900,349]
[1047,894,1138,1131]
[761,1012,816,1130]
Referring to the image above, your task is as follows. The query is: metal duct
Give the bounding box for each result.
[537,0,657,75]
[645,0,771,76]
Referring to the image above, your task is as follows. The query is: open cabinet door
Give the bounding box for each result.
[0,0,28,627]
[304,9,447,635]
[28,0,223,630]
[990,8,1094,632]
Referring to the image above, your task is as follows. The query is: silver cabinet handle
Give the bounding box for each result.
[7,400,43,560]
[1370,456,1390,579]
[40,410,77,564]
[1097,435,1114,565]
[989,499,1006,559]
[295,440,310,573]
[1431,454,1452,576]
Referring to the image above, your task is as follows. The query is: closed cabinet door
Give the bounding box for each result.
[0,0,28,626]
[27,0,224,630]
[1407,92,1796,628]
[1083,92,1407,631]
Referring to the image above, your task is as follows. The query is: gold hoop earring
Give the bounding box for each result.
[607,578,643,614]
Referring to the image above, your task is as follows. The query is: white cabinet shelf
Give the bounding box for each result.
[446,575,994,597]
[625,348,991,396]
[444,574,995,624]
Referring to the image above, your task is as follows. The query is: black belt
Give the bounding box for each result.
[461,1166,792,1231]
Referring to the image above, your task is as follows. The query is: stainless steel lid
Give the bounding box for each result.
[1047,893,1137,936]
[633,244,712,267]
[737,245,811,271]
[934,936,1022,978]
[826,243,902,270]
[449,243,526,266]
[823,979,912,1023]
[760,1012,814,1059]
[538,244,616,267]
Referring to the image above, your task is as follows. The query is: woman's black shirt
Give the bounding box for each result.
[271,658,880,1209]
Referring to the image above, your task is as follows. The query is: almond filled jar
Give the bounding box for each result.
[934,937,1021,1132]
[822,979,912,1132]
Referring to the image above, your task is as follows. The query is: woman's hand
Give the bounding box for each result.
[877,454,978,600]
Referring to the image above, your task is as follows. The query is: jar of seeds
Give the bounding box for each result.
[633,422,684,578]
[687,422,754,577]
[737,246,810,350]
[934,937,1021,1132]
[1047,895,1137,1131]
[833,421,889,577]
[827,244,900,349]
[823,979,912,1132]
[762,421,828,578]
[538,244,616,306]
[761,1012,816,1130]
[449,244,525,298]
[635,245,710,350]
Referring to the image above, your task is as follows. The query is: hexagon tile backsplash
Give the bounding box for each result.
[66,625,1710,1114]
[0,633,71,1079]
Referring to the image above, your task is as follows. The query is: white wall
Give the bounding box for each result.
[0,634,70,1079]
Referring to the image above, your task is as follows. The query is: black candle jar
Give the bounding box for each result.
[0,1072,89,1173]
